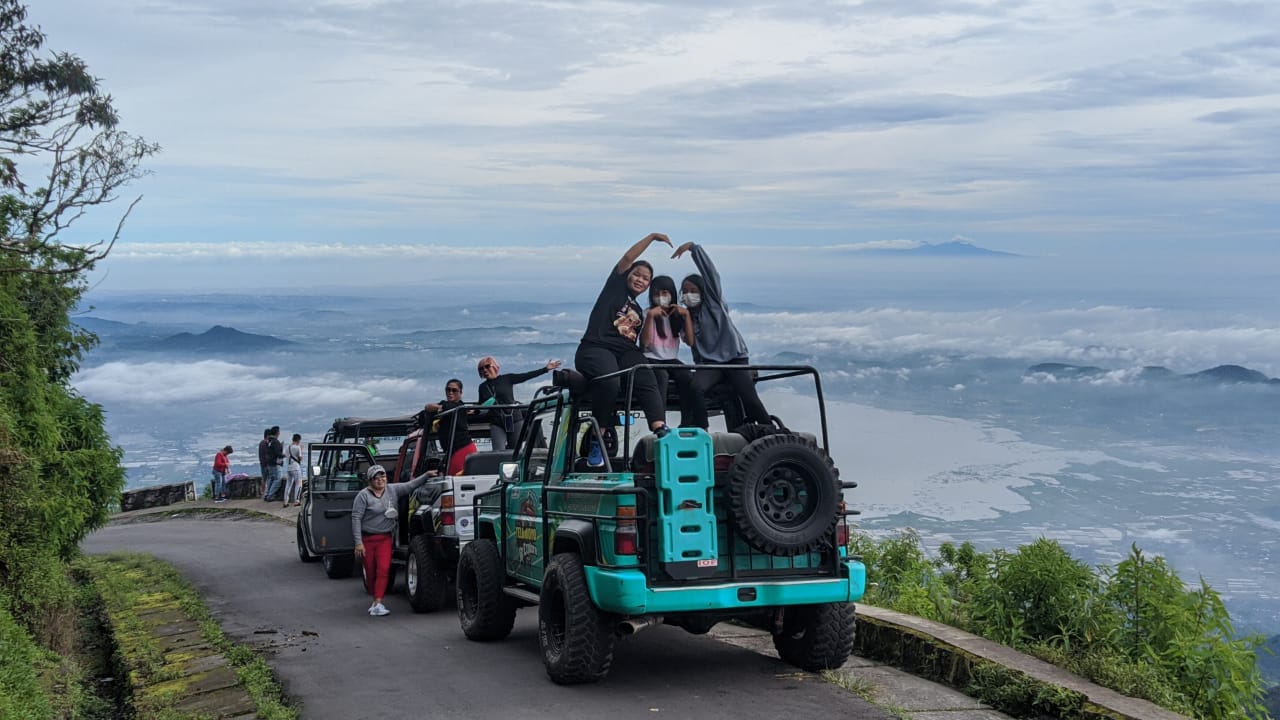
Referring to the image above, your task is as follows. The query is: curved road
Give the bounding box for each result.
[85,515,891,720]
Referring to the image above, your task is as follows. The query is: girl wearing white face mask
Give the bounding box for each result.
[672,242,772,430]
[642,275,695,423]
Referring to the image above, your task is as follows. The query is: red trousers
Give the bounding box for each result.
[361,532,393,600]
[448,442,478,476]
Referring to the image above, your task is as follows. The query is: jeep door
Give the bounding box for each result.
[505,402,563,584]
[303,443,374,555]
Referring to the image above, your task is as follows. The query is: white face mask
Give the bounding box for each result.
[682,292,701,308]
[384,506,398,520]
[656,293,671,307]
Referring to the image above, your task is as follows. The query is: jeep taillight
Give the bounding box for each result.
[615,504,637,556]
[836,500,849,548]
[440,494,455,527]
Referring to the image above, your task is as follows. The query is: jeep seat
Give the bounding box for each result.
[631,431,746,475]
[461,450,511,476]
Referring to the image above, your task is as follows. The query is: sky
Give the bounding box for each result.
[25,0,1280,290]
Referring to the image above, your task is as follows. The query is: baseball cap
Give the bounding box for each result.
[366,465,387,481]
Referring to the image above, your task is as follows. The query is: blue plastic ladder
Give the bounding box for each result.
[655,428,719,577]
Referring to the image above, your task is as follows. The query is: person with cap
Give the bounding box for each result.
[211,445,233,502]
[351,464,429,616]
[476,356,563,451]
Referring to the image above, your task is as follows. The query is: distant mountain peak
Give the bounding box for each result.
[1027,362,1278,386]
[152,326,292,352]
[850,239,1018,257]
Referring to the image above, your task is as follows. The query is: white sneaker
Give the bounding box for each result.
[368,603,378,615]
[371,603,390,616]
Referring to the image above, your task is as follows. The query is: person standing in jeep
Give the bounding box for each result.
[574,232,672,464]
[352,464,430,616]
[476,356,563,451]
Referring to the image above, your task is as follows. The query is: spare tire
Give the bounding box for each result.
[727,433,840,556]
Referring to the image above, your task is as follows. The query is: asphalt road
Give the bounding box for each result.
[85,515,892,720]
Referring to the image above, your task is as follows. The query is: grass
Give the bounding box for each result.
[821,669,915,719]
[77,552,298,720]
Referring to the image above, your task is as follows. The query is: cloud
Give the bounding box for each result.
[29,0,1280,272]
[73,359,427,409]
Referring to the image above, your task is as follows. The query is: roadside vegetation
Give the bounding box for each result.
[851,529,1271,719]
[1,0,157,716]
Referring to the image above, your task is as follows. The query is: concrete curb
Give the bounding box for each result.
[854,605,1191,720]
[86,560,261,720]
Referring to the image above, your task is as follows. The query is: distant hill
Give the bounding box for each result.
[1027,363,1279,386]
[149,325,293,352]
[859,240,1018,257]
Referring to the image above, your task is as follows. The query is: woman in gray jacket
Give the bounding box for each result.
[671,241,771,430]
[352,464,428,616]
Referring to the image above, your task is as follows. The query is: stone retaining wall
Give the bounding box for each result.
[119,482,195,512]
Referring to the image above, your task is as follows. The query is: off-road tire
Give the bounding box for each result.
[406,535,449,612]
[296,521,317,563]
[457,539,516,640]
[773,602,856,671]
[322,552,355,579]
[727,434,841,556]
[539,553,615,684]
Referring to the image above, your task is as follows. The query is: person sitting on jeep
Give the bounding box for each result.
[573,232,672,465]
[477,356,562,452]
[670,241,771,430]
[422,378,478,475]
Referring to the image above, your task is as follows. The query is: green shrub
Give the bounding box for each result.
[968,538,1104,648]
[0,597,52,720]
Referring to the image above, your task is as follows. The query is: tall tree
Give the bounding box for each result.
[1,0,158,275]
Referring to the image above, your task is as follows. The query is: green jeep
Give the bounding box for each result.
[455,364,866,684]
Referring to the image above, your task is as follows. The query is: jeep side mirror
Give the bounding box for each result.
[499,462,519,483]
[311,465,322,477]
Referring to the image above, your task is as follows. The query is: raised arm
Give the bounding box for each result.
[672,305,696,346]
[615,232,672,274]
[673,241,723,303]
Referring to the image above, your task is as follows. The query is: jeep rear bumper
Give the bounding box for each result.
[583,560,866,615]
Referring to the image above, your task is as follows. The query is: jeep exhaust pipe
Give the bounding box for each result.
[618,615,664,635]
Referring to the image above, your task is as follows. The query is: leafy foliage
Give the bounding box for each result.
[1,2,147,715]
[1,0,158,274]
[852,530,1272,719]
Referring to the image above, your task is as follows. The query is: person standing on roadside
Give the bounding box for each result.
[352,464,429,616]
[263,426,285,502]
[283,433,303,507]
[257,428,271,498]
[211,445,233,502]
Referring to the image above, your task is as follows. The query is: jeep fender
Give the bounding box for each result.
[553,520,597,566]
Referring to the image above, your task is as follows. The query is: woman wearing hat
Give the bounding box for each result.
[476,356,563,451]
[351,464,428,616]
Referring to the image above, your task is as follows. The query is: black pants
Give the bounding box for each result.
[648,358,694,426]
[574,343,665,431]
[683,358,770,430]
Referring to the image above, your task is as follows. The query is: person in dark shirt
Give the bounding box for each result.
[476,356,562,451]
[574,232,672,465]
[422,379,478,475]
